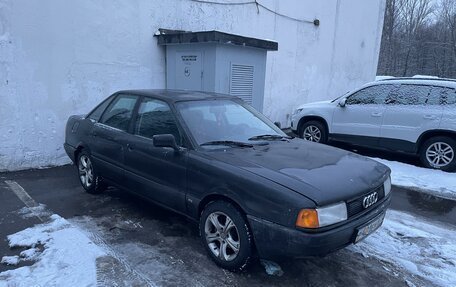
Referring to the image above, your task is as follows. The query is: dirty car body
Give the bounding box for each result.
[64,90,391,268]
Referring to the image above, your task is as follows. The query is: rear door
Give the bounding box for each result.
[439,87,456,131]
[124,97,187,213]
[89,94,139,185]
[380,84,443,152]
[332,84,394,146]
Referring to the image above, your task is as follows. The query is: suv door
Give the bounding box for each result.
[89,94,139,185]
[439,87,456,131]
[124,97,187,213]
[332,84,393,146]
[380,84,443,152]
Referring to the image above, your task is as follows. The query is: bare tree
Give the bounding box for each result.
[398,0,435,76]
[440,0,456,75]
[378,0,456,79]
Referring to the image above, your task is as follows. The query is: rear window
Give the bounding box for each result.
[386,84,431,105]
[441,88,456,105]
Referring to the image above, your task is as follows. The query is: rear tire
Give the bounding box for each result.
[299,120,328,144]
[77,150,107,194]
[199,201,253,272]
[419,136,456,172]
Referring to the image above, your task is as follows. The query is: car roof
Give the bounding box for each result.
[374,77,456,89]
[115,89,237,103]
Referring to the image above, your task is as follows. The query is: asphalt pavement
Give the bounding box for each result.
[1,164,454,286]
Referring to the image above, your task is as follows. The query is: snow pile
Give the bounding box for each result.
[0,247,40,266]
[372,158,456,199]
[0,256,20,266]
[0,214,106,287]
[352,210,456,287]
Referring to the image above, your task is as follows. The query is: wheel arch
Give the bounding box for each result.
[74,143,91,163]
[198,193,247,219]
[417,130,456,153]
[297,116,329,136]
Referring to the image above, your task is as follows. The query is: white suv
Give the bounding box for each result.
[291,78,456,171]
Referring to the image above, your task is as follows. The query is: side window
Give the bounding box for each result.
[441,88,456,105]
[88,95,114,121]
[428,86,447,105]
[135,98,181,145]
[387,85,430,105]
[100,94,138,131]
[346,85,393,105]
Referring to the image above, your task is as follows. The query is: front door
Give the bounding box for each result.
[89,94,138,184]
[124,97,187,213]
[332,84,394,146]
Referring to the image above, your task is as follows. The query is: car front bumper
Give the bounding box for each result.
[247,194,391,261]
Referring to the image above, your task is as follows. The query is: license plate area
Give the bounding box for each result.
[354,212,385,243]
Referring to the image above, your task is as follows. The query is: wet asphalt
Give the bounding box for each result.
[0,163,454,286]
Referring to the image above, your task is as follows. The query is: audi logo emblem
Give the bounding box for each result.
[362,192,378,209]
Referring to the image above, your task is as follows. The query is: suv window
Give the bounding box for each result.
[441,88,456,105]
[135,97,181,145]
[346,84,394,105]
[386,84,431,105]
[427,86,446,105]
[100,94,138,131]
[88,95,114,121]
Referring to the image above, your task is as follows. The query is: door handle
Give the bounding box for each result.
[371,112,382,117]
[126,143,133,151]
[423,115,437,120]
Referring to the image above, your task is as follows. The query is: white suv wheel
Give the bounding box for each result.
[425,142,454,168]
[420,136,456,172]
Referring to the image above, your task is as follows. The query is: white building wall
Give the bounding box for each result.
[0,0,386,171]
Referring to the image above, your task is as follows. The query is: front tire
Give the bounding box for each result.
[199,201,253,272]
[299,120,328,143]
[77,150,106,194]
[420,136,456,172]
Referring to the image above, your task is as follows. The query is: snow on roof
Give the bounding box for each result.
[374,76,456,88]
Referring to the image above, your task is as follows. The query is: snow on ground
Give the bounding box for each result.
[16,203,52,219]
[0,214,106,287]
[352,210,456,287]
[372,157,456,200]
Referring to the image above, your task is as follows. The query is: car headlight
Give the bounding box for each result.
[384,176,392,197]
[296,202,347,229]
[292,108,303,115]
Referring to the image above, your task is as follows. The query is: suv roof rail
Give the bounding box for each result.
[378,77,456,83]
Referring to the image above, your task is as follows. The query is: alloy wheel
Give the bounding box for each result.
[204,212,240,261]
[303,125,322,142]
[426,142,454,168]
[78,155,94,188]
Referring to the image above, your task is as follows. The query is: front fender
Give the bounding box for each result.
[186,152,315,228]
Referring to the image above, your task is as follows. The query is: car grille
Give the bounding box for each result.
[346,185,385,218]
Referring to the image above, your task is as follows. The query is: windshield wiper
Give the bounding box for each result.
[248,134,293,141]
[201,140,254,148]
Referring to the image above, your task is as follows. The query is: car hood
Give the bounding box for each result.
[296,100,333,110]
[206,139,390,206]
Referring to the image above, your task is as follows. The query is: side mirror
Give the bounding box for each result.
[338,98,347,107]
[153,134,179,151]
[274,121,282,129]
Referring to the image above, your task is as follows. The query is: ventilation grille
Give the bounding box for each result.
[230,64,254,104]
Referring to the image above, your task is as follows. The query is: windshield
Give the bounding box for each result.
[176,99,286,146]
